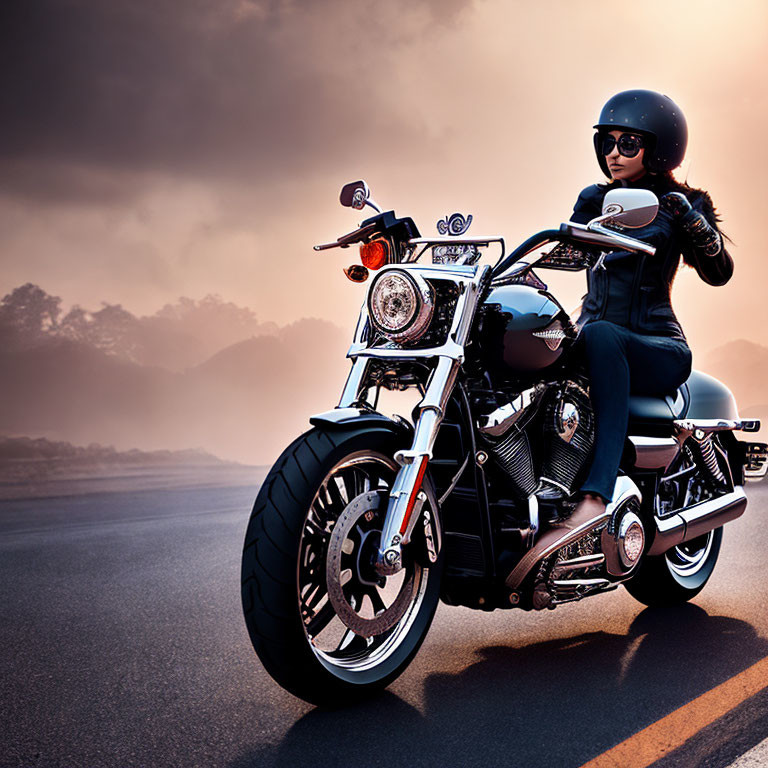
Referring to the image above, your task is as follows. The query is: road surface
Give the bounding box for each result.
[2,480,767,767]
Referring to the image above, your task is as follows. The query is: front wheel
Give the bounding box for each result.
[241,425,443,706]
[623,526,723,607]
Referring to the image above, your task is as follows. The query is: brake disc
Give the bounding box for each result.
[325,490,421,638]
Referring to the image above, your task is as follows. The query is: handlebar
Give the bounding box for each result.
[490,222,656,282]
[313,222,379,251]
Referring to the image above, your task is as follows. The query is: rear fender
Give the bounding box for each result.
[683,370,739,420]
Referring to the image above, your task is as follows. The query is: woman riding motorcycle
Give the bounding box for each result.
[567,89,734,521]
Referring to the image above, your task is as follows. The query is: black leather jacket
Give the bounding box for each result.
[571,173,733,342]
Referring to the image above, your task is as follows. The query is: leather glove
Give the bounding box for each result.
[659,191,723,257]
[659,191,693,219]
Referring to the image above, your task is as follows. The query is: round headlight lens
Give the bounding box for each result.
[367,269,434,342]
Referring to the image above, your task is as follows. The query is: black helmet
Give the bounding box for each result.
[592,89,688,178]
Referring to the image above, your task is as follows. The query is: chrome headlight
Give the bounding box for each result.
[367,269,435,342]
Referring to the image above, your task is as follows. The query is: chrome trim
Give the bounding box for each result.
[551,553,605,575]
[552,578,611,592]
[409,235,504,248]
[338,358,370,408]
[744,441,768,481]
[532,328,567,340]
[347,263,485,362]
[562,220,656,255]
[436,213,473,236]
[628,435,681,470]
[408,237,504,264]
[746,464,768,481]
[601,480,645,577]
[528,494,540,534]
[660,463,697,484]
[367,268,435,343]
[699,434,726,483]
[605,476,643,518]
[647,486,747,556]
[549,577,618,605]
[617,512,645,569]
[673,418,755,434]
[310,406,372,425]
[477,386,539,436]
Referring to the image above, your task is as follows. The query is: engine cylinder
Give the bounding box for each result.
[537,381,595,499]
[478,389,542,498]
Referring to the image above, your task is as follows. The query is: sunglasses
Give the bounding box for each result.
[600,132,645,158]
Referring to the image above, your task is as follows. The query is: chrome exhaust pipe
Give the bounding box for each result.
[647,485,747,556]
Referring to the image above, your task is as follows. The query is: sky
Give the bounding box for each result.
[1,0,767,360]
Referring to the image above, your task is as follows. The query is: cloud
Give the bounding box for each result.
[0,0,474,201]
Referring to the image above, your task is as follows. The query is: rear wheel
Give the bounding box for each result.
[623,526,722,607]
[241,425,443,706]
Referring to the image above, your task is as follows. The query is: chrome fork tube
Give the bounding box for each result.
[376,356,459,575]
[338,357,369,408]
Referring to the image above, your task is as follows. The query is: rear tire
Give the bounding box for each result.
[241,425,443,706]
[623,526,723,607]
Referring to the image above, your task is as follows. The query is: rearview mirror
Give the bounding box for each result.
[593,188,658,229]
[340,180,370,210]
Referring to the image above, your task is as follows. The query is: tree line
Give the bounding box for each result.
[0,283,278,370]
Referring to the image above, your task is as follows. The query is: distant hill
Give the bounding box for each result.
[0,283,281,371]
[0,313,349,465]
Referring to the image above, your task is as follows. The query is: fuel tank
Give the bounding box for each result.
[475,284,571,373]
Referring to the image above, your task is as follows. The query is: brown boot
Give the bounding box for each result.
[506,491,609,591]
[570,492,607,523]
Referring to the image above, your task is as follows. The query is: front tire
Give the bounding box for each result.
[241,425,443,706]
[623,526,723,607]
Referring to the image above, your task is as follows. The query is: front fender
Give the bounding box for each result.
[310,407,438,565]
[309,407,413,439]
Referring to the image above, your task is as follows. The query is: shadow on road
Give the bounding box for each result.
[232,604,768,768]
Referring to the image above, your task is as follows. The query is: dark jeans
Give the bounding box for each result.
[574,320,693,504]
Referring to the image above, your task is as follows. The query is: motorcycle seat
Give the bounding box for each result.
[627,385,688,436]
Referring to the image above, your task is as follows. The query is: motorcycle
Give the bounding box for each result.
[241,180,768,706]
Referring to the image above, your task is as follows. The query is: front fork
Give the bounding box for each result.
[336,264,489,576]
[375,356,458,575]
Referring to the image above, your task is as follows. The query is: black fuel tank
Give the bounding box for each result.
[476,284,570,373]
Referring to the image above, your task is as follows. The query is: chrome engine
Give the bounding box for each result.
[477,378,595,501]
[476,383,544,497]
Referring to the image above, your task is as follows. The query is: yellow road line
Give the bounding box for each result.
[580,655,768,768]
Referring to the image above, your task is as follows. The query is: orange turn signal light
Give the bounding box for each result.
[360,239,390,270]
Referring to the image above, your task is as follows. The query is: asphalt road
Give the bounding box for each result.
[2,480,768,768]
